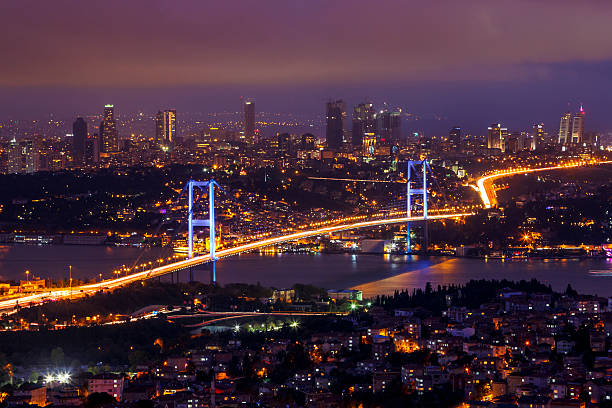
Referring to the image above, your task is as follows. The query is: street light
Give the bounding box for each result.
[25,270,29,283]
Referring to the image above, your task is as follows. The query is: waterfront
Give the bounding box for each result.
[0,245,611,297]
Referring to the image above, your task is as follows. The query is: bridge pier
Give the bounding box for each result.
[406,159,430,253]
[423,220,429,252]
[210,261,216,286]
[187,179,219,285]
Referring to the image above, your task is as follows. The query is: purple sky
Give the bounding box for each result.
[2,0,612,134]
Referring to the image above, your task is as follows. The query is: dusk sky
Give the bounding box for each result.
[3,0,612,134]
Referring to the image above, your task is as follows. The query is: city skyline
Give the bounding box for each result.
[2,1,612,132]
[1,2,612,407]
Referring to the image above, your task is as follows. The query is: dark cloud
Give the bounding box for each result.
[2,0,612,133]
[2,0,612,86]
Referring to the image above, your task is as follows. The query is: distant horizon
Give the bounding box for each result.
[0,84,607,137]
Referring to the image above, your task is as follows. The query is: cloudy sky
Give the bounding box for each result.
[2,0,612,133]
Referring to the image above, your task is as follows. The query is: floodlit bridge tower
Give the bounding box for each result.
[406,159,431,253]
[187,179,220,284]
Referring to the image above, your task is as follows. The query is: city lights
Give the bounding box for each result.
[44,371,71,384]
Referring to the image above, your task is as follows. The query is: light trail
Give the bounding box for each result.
[476,160,612,208]
[308,177,403,183]
[0,212,471,313]
[169,310,346,328]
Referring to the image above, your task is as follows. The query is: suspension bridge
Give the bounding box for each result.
[2,158,609,313]
[0,160,470,312]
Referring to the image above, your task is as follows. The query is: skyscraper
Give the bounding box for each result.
[375,107,402,144]
[87,133,100,163]
[449,127,461,149]
[571,105,585,144]
[533,123,545,150]
[99,104,119,153]
[7,138,36,174]
[154,111,164,145]
[557,106,585,145]
[163,109,177,145]
[244,101,255,143]
[487,123,507,151]
[72,117,87,164]
[558,112,571,144]
[352,102,376,147]
[326,100,346,149]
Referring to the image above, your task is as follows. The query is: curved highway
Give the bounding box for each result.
[0,212,471,313]
[476,160,612,208]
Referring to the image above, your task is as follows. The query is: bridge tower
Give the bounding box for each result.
[187,179,219,284]
[406,159,430,253]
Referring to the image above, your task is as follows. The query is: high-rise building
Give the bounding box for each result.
[163,109,177,145]
[99,104,119,153]
[301,133,316,150]
[506,131,532,153]
[449,127,461,149]
[558,106,586,145]
[154,111,164,145]
[352,102,376,147]
[7,138,36,174]
[326,100,346,149]
[487,123,507,151]
[72,117,87,164]
[276,132,291,154]
[87,134,100,163]
[244,101,255,143]
[571,105,585,144]
[558,112,572,144]
[532,123,546,150]
[375,106,402,144]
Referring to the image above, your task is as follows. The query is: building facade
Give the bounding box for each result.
[326,100,346,149]
[99,104,119,153]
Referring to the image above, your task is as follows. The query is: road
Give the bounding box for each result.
[0,211,471,313]
[476,160,612,208]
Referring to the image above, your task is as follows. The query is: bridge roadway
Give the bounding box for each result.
[0,212,472,313]
[476,160,612,208]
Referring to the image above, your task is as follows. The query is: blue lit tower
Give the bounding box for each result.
[406,159,430,253]
[187,179,219,283]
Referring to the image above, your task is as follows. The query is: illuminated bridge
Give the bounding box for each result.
[2,159,610,313]
[475,159,612,208]
[0,211,470,313]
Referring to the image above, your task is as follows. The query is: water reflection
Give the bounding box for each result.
[0,246,609,297]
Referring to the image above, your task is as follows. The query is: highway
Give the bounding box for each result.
[4,160,609,313]
[0,211,471,313]
[476,160,612,208]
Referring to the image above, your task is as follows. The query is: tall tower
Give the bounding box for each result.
[449,127,461,150]
[487,123,507,151]
[558,112,571,144]
[243,100,255,143]
[72,117,87,165]
[325,100,346,149]
[163,109,177,145]
[154,111,164,146]
[571,105,585,144]
[533,123,545,150]
[352,102,376,147]
[375,106,402,145]
[99,104,119,153]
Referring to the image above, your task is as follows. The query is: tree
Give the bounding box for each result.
[85,392,116,408]
[50,347,65,366]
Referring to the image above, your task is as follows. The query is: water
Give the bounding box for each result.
[0,245,611,297]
